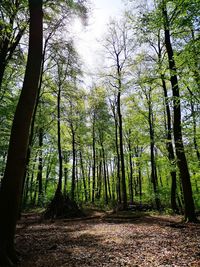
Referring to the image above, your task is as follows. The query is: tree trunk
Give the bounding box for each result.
[113,104,121,203]
[56,81,63,194]
[106,161,112,200]
[0,40,9,93]
[148,90,161,210]
[117,90,127,209]
[100,139,108,204]
[96,157,102,200]
[37,127,43,206]
[189,90,200,165]
[0,0,42,265]
[71,126,76,201]
[128,135,134,204]
[162,1,196,222]
[80,150,87,202]
[92,116,96,203]
[87,163,91,201]
[162,76,179,213]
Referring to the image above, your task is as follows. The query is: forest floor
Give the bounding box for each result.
[16,209,200,267]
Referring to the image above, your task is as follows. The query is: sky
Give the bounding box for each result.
[71,0,125,82]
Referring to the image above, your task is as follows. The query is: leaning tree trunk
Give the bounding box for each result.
[162,1,196,222]
[0,0,43,265]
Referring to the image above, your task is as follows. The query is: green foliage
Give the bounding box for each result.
[1,0,200,216]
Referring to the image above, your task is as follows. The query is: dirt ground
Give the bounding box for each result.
[16,211,200,267]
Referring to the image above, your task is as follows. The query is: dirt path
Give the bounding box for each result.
[16,212,200,266]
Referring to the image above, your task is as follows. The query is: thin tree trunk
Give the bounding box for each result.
[147,90,161,210]
[87,163,91,201]
[71,126,76,201]
[92,116,96,203]
[189,90,200,165]
[117,89,127,209]
[106,161,112,200]
[100,139,108,204]
[96,157,102,200]
[128,135,134,204]
[114,108,121,203]
[80,150,87,202]
[56,81,63,194]
[37,127,43,206]
[63,167,68,196]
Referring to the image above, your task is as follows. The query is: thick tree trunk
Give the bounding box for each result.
[0,0,43,265]
[161,76,179,213]
[162,2,196,222]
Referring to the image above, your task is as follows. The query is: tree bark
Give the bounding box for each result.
[100,137,108,204]
[161,75,179,213]
[92,115,96,203]
[37,127,43,206]
[111,101,121,203]
[0,0,43,265]
[162,1,196,222]
[56,81,63,194]
[128,134,134,204]
[80,150,87,202]
[147,89,161,210]
[71,125,76,201]
[117,63,127,209]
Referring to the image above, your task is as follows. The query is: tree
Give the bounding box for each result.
[0,0,28,93]
[0,0,43,265]
[161,0,196,222]
[102,19,134,209]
